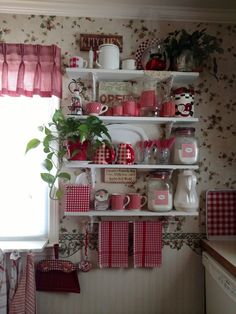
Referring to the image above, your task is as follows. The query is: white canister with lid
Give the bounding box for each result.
[171,127,199,164]
[96,44,120,70]
[147,171,173,212]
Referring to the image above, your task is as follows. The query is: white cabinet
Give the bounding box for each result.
[64,68,200,217]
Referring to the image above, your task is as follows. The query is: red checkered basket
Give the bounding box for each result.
[206,189,236,240]
[64,184,91,212]
[35,244,80,293]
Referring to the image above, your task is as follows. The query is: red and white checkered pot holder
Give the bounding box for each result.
[206,189,236,238]
[133,221,162,268]
[65,184,90,212]
[98,221,129,268]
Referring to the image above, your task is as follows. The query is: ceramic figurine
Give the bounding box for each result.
[94,189,110,211]
[68,78,86,115]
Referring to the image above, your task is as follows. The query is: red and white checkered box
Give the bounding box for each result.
[65,184,90,212]
[206,189,236,239]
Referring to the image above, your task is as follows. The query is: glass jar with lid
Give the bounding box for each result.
[147,171,173,212]
[171,127,199,164]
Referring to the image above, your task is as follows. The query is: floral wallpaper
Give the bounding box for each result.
[0,14,235,257]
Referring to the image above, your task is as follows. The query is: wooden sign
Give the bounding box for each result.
[103,169,137,184]
[80,33,123,52]
[99,81,133,105]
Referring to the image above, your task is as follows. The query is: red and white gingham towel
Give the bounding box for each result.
[99,221,129,268]
[9,253,36,314]
[133,221,162,268]
[65,185,90,212]
[207,189,236,237]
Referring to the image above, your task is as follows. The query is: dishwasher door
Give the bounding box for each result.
[202,252,236,314]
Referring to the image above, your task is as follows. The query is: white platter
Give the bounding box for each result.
[105,124,148,146]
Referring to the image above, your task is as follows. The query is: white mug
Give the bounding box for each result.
[70,56,88,68]
[122,58,136,70]
[96,44,120,70]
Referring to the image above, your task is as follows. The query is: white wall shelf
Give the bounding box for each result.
[64,210,199,217]
[67,115,199,125]
[64,162,199,170]
[66,68,199,85]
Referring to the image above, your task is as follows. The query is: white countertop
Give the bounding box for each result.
[202,240,236,276]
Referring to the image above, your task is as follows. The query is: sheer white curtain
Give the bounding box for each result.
[0,95,58,239]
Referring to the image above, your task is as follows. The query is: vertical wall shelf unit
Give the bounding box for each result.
[65,68,200,218]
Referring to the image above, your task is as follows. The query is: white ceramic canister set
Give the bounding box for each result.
[70,44,136,70]
[96,44,136,69]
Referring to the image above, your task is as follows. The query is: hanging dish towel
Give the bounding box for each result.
[99,221,129,268]
[9,251,22,305]
[0,250,7,314]
[133,221,162,268]
[9,253,36,314]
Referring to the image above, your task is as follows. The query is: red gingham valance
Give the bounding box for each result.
[0,43,62,98]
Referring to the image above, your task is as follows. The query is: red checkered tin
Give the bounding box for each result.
[206,189,236,240]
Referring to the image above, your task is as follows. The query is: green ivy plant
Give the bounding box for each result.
[25,109,111,200]
[164,29,224,78]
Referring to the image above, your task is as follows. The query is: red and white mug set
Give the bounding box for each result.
[104,99,140,117]
[110,193,147,211]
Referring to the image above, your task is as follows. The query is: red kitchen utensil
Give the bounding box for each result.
[78,224,92,272]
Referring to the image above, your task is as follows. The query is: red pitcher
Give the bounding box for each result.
[93,144,115,164]
[116,143,135,165]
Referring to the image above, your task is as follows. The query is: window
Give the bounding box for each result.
[0,95,59,243]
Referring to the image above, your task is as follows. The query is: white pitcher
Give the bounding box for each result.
[96,44,120,70]
[174,170,199,212]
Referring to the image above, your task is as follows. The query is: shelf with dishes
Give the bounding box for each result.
[66,68,199,85]
[64,210,199,217]
[64,162,199,170]
[67,115,199,125]
[64,123,199,170]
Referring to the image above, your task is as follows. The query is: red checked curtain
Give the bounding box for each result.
[0,43,62,98]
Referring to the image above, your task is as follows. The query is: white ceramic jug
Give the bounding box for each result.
[174,170,199,212]
[96,44,120,70]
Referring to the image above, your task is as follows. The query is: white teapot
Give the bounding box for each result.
[174,170,199,212]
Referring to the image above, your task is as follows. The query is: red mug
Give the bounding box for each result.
[69,56,88,68]
[105,107,113,116]
[85,102,108,116]
[111,194,130,210]
[127,193,147,210]
[113,104,123,116]
[160,99,175,117]
[122,100,137,116]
